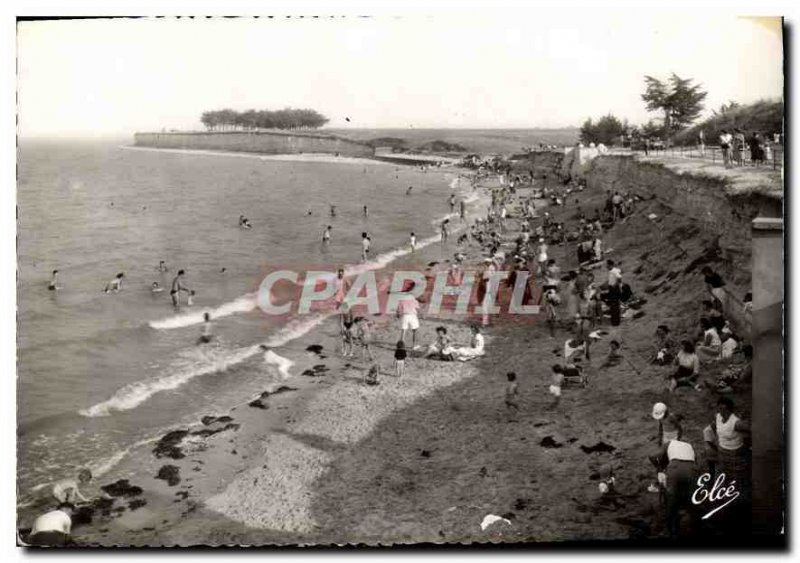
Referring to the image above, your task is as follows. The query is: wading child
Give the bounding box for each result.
[340,303,355,357]
[198,312,213,344]
[394,340,407,377]
[355,316,374,362]
[51,469,93,504]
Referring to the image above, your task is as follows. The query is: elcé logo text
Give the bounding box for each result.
[691,473,740,520]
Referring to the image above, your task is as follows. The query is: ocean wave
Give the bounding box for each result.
[148,293,257,330]
[79,345,261,417]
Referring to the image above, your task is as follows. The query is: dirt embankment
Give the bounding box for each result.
[303,163,760,545]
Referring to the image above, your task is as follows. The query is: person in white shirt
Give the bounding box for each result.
[651,432,699,537]
[28,503,75,546]
[360,232,371,262]
[696,317,722,361]
[719,129,733,167]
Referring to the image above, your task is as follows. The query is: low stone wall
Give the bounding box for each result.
[133,131,374,158]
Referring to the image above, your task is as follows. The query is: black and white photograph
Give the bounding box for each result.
[9,4,790,552]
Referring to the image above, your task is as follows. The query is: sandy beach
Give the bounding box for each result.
[17,164,754,546]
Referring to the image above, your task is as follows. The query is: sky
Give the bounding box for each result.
[16,14,784,137]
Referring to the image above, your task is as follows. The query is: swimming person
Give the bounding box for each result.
[170,270,191,307]
[406,186,413,195]
[330,204,337,217]
[151,282,164,293]
[363,205,369,217]
[48,270,60,291]
[322,225,332,244]
[157,260,168,272]
[238,215,252,229]
[104,272,124,293]
[198,312,213,344]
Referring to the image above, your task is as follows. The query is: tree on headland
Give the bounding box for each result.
[200,108,329,131]
[641,73,707,140]
[579,114,626,146]
[712,100,740,117]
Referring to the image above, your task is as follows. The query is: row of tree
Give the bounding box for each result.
[579,73,708,146]
[200,108,329,131]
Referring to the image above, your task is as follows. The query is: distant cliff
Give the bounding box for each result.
[133,130,374,157]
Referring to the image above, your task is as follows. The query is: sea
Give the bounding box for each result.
[16,139,474,501]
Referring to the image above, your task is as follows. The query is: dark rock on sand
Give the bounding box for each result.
[540,436,563,448]
[175,491,189,500]
[156,465,181,487]
[128,499,147,511]
[101,479,144,498]
[201,415,234,426]
[248,398,269,409]
[306,344,324,354]
[580,442,616,454]
[153,430,189,459]
[192,422,240,438]
[420,449,431,458]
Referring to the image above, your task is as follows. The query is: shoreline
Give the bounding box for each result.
[18,169,497,546]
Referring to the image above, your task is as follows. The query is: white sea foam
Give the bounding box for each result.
[262,350,295,379]
[79,346,261,417]
[148,293,257,330]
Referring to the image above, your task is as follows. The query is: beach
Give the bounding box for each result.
[17,145,757,546]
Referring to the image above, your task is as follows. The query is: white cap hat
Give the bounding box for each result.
[652,402,668,420]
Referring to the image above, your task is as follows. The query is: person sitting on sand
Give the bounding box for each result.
[151,282,164,293]
[52,469,93,505]
[669,340,700,392]
[652,325,676,365]
[451,325,485,362]
[426,326,454,361]
[198,312,213,344]
[104,272,124,293]
[365,363,380,386]
[354,316,374,362]
[26,502,76,547]
[340,303,355,357]
[394,340,407,377]
[601,340,622,368]
[701,299,725,332]
[696,317,722,361]
[48,270,60,291]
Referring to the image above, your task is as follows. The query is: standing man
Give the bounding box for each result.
[606,259,623,327]
[449,193,456,214]
[459,199,466,221]
[360,232,371,263]
[170,270,192,307]
[651,431,699,537]
[397,282,421,350]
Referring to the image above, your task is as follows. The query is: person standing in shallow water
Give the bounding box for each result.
[48,269,60,291]
[170,269,191,307]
